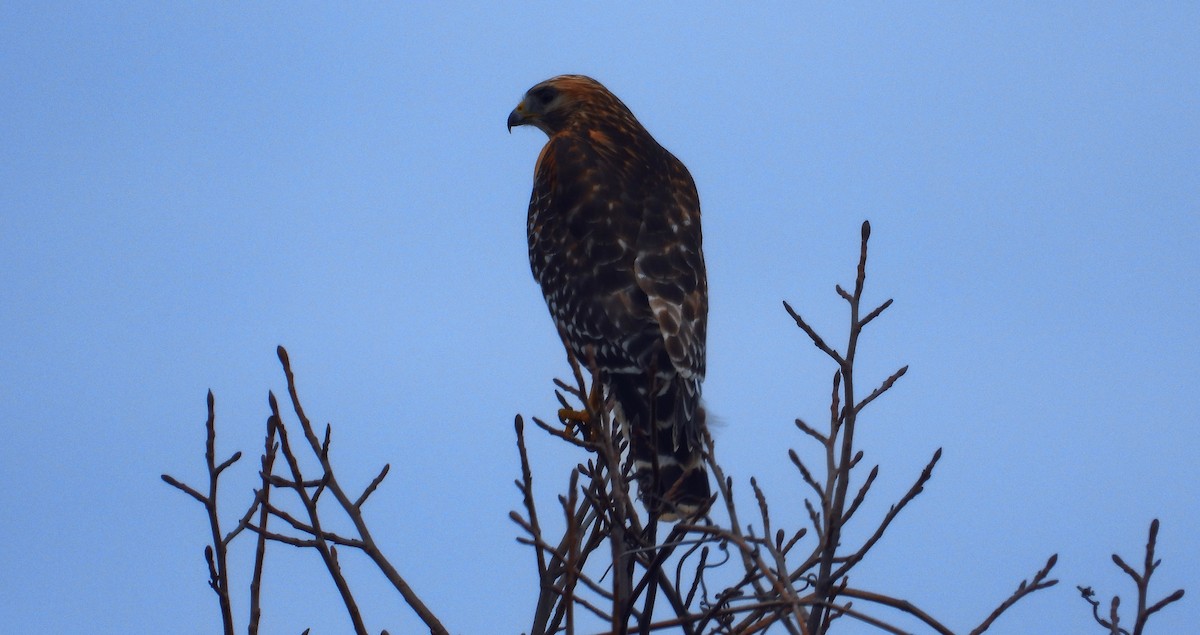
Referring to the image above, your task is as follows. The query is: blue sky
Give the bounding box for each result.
[1,3,1196,633]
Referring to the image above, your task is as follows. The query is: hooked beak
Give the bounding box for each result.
[507,98,532,133]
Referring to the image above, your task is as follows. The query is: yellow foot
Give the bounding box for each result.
[557,376,604,441]
[559,406,604,443]
[557,407,591,428]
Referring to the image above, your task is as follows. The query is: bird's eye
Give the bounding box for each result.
[532,87,557,104]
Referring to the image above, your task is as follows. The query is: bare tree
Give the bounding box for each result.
[163,223,1183,634]
[163,348,449,635]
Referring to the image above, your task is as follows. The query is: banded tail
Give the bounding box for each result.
[608,371,710,520]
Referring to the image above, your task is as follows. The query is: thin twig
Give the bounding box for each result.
[838,587,955,635]
[782,301,844,365]
[353,464,390,511]
[854,365,908,414]
[968,554,1058,635]
[247,415,276,635]
[829,449,941,580]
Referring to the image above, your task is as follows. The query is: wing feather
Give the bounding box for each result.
[634,156,707,380]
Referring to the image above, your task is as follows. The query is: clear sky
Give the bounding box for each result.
[1,3,1196,633]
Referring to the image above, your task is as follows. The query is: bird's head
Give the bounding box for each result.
[507,75,621,136]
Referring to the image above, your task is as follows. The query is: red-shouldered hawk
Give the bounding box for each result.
[508,75,710,520]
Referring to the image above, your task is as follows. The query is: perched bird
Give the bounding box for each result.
[508,75,710,519]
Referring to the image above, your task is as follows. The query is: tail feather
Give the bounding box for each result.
[608,371,710,520]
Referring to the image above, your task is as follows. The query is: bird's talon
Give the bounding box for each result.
[558,407,590,429]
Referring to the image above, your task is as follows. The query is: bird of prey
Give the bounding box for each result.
[508,75,710,519]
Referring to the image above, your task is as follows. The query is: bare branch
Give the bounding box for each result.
[161,390,236,634]
[830,448,942,580]
[275,346,450,635]
[854,365,908,414]
[247,416,276,635]
[1080,519,1185,635]
[794,418,828,445]
[353,464,390,511]
[841,464,879,526]
[783,300,844,365]
[214,451,243,476]
[969,554,1059,635]
[160,474,206,506]
[838,587,956,635]
[787,449,826,505]
[859,298,894,328]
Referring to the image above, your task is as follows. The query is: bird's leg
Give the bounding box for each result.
[558,379,603,441]
[555,340,605,442]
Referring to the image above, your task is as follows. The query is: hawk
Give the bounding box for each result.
[508,75,710,519]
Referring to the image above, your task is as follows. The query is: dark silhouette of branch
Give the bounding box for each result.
[514,341,684,635]
[265,391,367,633]
[164,222,1183,634]
[247,415,276,635]
[160,390,238,635]
[835,587,956,635]
[967,554,1059,634]
[163,347,450,635]
[1078,519,1185,635]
